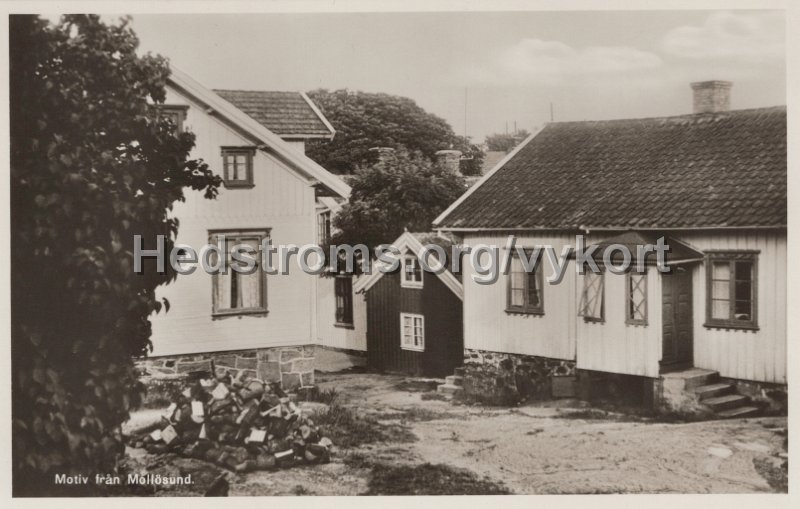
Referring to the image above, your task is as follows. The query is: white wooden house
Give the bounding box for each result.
[144,68,366,388]
[433,81,786,415]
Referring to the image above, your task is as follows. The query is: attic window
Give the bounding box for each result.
[705,252,758,330]
[158,105,188,136]
[222,148,255,188]
[401,254,423,288]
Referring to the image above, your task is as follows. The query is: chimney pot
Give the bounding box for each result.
[435,149,462,176]
[691,81,732,114]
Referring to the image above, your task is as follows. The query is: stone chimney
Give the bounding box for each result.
[435,149,462,176]
[691,81,732,114]
[368,146,396,165]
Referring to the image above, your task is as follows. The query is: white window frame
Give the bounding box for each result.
[401,254,423,289]
[400,313,425,352]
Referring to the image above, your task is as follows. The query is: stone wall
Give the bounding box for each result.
[462,348,576,405]
[136,345,316,391]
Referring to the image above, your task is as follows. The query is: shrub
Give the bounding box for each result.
[10,15,219,495]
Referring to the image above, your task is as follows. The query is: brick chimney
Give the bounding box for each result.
[691,81,732,114]
[368,147,396,165]
[435,149,462,176]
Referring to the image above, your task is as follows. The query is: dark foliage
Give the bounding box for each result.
[330,148,465,257]
[10,15,220,495]
[306,89,483,175]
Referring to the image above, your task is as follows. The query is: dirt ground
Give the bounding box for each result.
[127,371,788,495]
[225,371,787,495]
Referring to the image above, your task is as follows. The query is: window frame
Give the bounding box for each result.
[318,211,332,246]
[625,270,648,326]
[158,104,189,136]
[209,229,269,318]
[505,249,545,315]
[221,147,256,189]
[704,251,759,330]
[334,275,354,328]
[580,270,605,323]
[400,312,425,352]
[401,254,424,289]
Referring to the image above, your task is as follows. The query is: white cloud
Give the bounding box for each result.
[474,38,662,86]
[661,11,784,61]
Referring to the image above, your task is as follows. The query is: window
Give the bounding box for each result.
[400,313,425,352]
[210,230,268,317]
[401,254,423,288]
[158,105,188,136]
[318,211,331,246]
[626,271,648,325]
[506,250,544,314]
[705,252,758,329]
[222,148,255,188]
[334,276,353,326]
[580,271,605,322]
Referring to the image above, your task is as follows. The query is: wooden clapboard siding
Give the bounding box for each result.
[680,231,786,384]
[366,271,463,377]
[461,234,577,361]
[149,86,319,356]
[316,275,367,351]
[575,267,663,378]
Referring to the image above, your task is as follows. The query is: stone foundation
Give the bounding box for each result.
[136,345,316,391]
[576,369,658,409]
[462,348,576,405]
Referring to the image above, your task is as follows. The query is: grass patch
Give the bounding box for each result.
[372,407,453,423]
[311,404,417,448]
[420,392,449,401]
[753,457,788,492]
[346,457,511,495]
[394,380,440,393]
[297,386,340,405]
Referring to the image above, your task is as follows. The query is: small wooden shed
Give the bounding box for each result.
[354,232,463,377]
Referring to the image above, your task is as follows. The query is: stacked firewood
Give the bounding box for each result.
[129,373,332,473]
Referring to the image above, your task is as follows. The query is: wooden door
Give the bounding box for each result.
[661,267,694,367]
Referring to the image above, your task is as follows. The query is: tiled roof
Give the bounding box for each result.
[213,89,334,138]
[437,107,786,230]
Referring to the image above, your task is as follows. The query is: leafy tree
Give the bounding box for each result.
[485,129,531,152]
[10,15,220,495]
[331,148,465,257]
[306,89,483,175]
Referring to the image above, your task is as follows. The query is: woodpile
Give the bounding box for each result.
[128,372,332,473]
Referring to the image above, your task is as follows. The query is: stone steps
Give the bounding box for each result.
[436,383,463,396]
[704,393,750,412]
[716,405,760,419]
[693,382,734,401]
[663,367,760,419]
[445,375,463,386]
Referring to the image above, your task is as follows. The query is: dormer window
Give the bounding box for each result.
[222,147,255,188]
[401,254,423,288]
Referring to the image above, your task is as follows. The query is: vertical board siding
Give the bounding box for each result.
[463,231,785,384]
[366,271,463,377]
[682,231,786,384]
[461,234,577,361]
[316,275,367,351]
[149,87,318,356]
[575,268,663,378]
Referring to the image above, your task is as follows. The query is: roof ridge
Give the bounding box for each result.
[213,88,302,94]
[546,105,786,127]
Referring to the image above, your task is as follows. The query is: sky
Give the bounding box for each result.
[124,10,785,143]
